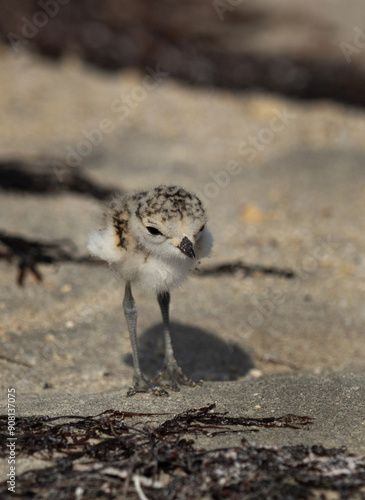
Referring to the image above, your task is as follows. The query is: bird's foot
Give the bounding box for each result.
[152,362,200,392]
[126,375,169,397]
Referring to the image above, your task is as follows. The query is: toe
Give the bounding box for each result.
[151,385,169,397]
[152,364,199,391]
[126,375,150,396]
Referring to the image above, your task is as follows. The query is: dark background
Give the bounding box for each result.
[1,0,365,106]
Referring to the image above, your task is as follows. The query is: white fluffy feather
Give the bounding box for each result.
[87,226,121,263]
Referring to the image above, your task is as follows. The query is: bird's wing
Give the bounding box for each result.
[87,196,132,263]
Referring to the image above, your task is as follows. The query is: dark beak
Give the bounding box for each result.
[178,236,195,259]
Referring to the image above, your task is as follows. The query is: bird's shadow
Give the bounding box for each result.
[123,321,254,382]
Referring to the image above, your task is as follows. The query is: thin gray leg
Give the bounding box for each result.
[123,281,148,394]
[155,291,196,390]
[123,282,168,397]
[157,291,175,367]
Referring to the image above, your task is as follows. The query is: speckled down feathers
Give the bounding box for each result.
[135,185,205,221]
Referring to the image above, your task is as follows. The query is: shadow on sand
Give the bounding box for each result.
[123,321,254,383]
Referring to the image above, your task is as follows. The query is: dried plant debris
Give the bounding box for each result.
[256,354,300,371]
[0,232,97,286]
[0,229,295,287]
[200,260,295,279]
[1,404,364,499]
[0,160,121,200]
[2,1,365,108]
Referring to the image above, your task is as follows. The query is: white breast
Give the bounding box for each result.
[113,253,192,294]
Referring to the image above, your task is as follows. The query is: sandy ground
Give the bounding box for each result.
[0,42,365,487]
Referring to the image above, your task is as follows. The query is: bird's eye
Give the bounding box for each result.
[199,224,205,232]
[146,226,163,236]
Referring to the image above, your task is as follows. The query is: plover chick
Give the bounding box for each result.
[87,185,213,396]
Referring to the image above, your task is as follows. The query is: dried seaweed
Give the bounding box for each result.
[0,230,296,287]
[0,160,121,200]
[0,231,99,286]
[2,1,365,108]
[200,261,295,279]
[1,404,364,499]
[153,404,313,438]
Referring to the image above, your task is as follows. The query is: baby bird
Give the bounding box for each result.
[87,185,213,395]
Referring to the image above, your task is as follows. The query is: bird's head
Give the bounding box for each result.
[130,186,211,261]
